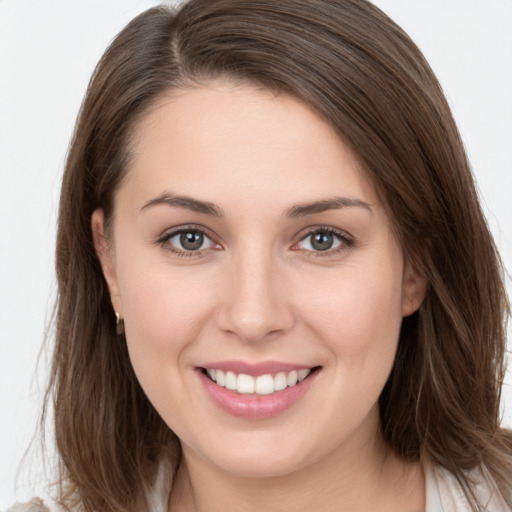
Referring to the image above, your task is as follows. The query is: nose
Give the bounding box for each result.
[216,244,295,343]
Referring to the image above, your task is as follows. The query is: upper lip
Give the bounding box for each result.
[198,360,317,376]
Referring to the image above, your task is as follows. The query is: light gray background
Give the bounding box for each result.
[1,0,511,507]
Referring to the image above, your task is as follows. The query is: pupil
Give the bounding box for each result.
[180,231,203,250]
[311,232,333,251]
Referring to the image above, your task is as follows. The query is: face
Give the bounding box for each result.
[93,82,425,478]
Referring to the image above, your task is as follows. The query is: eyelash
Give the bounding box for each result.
[156,225,220,258]
[293,226,354,256]
[156,225,354,257]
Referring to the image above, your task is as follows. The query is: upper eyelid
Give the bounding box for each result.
[292,226,355,255]
[156,224,353,250]
[158,224,219,242]
[156,226,221,257]
[296,225,352,241]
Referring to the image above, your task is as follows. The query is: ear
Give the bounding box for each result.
[401,260,427,317]
[91,209,123,316]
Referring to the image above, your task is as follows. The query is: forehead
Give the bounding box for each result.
[121,81,377,211]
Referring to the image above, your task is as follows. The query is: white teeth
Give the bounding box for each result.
[216,370,226,387]
[286,370,298,386]
[206,367,314,395]
[298,369,311,382]
[255,374,274,395]
[225,371,237,390]
[274,372,287,391]
[237,373,255,394]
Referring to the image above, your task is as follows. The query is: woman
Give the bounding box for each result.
[7,0,511,511]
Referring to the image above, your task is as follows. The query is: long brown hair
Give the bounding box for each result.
[47,1,511,510]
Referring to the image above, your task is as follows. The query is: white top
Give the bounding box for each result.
[4,464,511,512]
[426,465,511,511]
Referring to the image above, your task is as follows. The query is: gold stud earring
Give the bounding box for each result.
[115,312,125,335]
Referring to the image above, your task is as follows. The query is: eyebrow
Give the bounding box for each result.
[140,193,372,218]
[140,193,224,217]
[285,197,372,218]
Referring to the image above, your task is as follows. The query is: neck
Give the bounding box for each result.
[168,421,424,512]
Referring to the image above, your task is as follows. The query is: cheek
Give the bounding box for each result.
[299,260,404,373]
[293,265,404,437]
[114,263,222,435]
[114,254,219,380]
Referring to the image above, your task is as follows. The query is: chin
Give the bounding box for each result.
[186,429,322,479]
[208,451,308,479]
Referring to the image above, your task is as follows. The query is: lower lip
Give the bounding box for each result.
[197,369,318,420]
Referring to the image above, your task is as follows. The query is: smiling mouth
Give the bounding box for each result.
[201,367,320,396]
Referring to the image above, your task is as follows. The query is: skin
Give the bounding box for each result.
[92,81,427,512]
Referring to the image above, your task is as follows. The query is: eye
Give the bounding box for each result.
[158,227,220,255]
[295,227,352,253]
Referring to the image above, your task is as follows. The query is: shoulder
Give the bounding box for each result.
[3,498,66,512]
[430,464,512,512]
[4,458,174,512]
